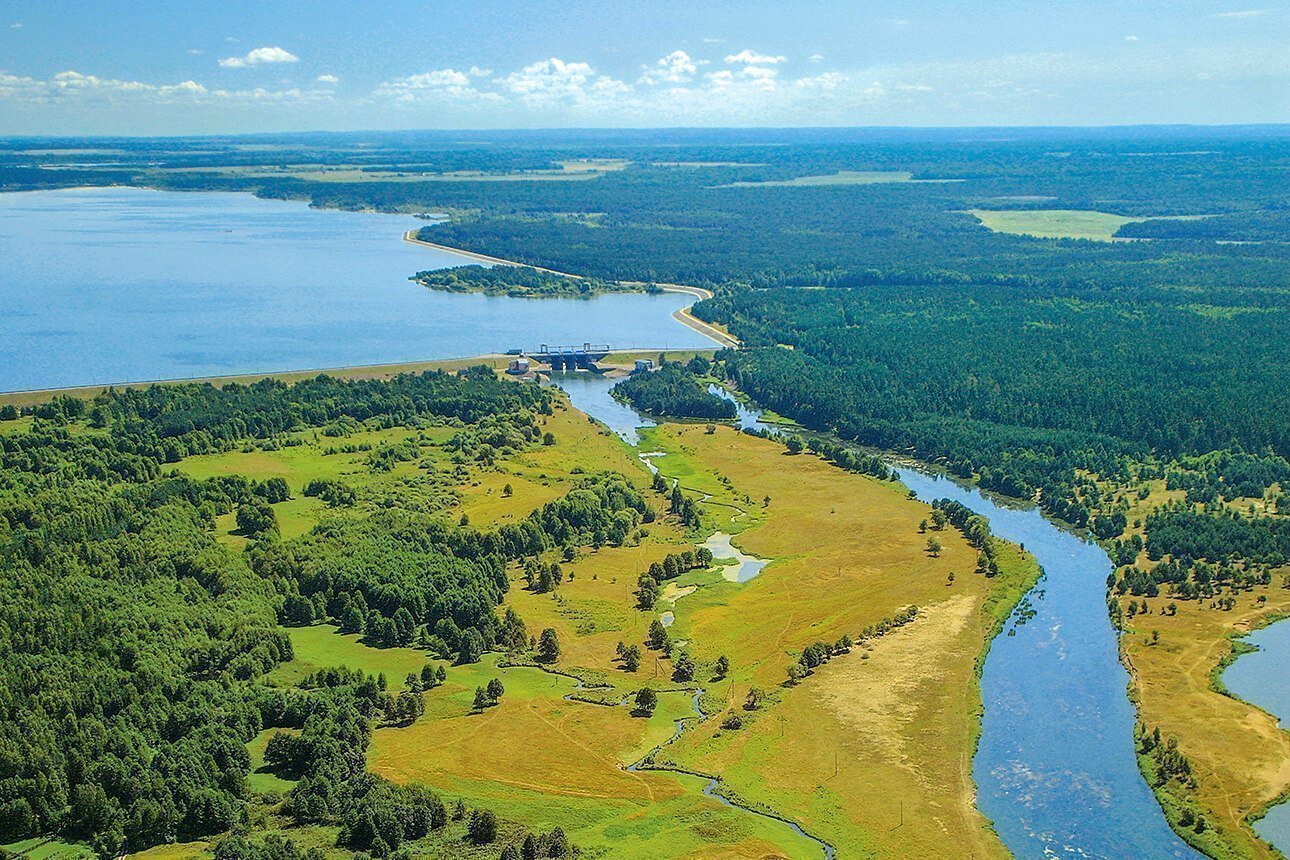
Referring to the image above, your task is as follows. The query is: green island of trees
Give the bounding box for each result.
[411,263,653,298]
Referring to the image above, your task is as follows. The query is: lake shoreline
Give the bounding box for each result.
[0,348,719,408]
[402,229,739,347]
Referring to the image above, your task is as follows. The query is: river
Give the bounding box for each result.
[557,374,1201,859]
[0,187,714,393]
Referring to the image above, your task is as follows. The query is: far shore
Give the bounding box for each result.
[0,349,720,408]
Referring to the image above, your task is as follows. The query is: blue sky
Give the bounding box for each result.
[1,1,1286,135]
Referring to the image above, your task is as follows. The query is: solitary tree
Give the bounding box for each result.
[472,687,490,712]
[468,809,498,843]
[926,537,943,557]
[486,677,505,702]
[537,628,560,663]
[714,655,729,678]
[634,687,658,717]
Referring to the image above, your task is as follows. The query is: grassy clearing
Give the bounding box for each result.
[1106,480,1290,858]
[269,625,433,691]
[1,839,96,860]
[640,424,1038,858]
[127,843,210,860]
[247,728,299,795]
[968,208,1147,240]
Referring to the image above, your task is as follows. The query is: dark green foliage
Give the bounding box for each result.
[413,264,639,298]
[467,808,498,844]
[303,479,357,507]
[613,363,736,421]
[537,628,560,663]
[214,834,326,860]
[1145,504,1290,566]
[633,688,658,717]
[0,371,577,854]
[237,497,278,537]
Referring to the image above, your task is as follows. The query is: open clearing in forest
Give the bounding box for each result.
[967,208,1204,241]
[968,208,1144,240]
[269,624,432,691]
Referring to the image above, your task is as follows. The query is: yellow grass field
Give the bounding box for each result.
[365,413,1036,858]
[641,424,1037,858]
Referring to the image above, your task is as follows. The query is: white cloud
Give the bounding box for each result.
[498,58,629,105]
[316,74,339,84]
[794,72,845,90]
[639,50,700,85]
[218,46,299,68]
[10,22,22,29]
[188,48,205,55]
[1211,9,1265,17]
[702,37,724,44]
[468,66,492,78]
[1124,35,1140,41]
[809,53,825,63]
[725,49,787,65]
[373,68,498,104]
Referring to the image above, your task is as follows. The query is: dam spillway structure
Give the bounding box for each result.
[532,343,611,371]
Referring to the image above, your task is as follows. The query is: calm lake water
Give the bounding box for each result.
[1223,621,1290,851]
[0,187,714,393]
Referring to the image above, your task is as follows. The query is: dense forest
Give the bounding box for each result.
[612,363,736,421]
[0,371,652,857]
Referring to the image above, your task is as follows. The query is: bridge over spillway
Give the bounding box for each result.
[528,343,612,371]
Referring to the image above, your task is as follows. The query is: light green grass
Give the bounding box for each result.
[247,728,299,795]
[370,651,821,859]
[268,625,433,691]
[968,208,1146,240]
[1,839,96,860]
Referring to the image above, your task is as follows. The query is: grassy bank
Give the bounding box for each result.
[637,423,1039,858]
